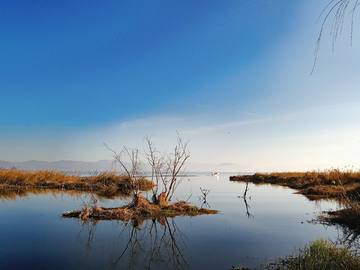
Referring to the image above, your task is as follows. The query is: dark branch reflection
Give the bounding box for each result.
[76,217,189,270]
[238,180,254,218]
[243,198,253,218]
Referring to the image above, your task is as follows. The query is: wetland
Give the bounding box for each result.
[2,170,359,269]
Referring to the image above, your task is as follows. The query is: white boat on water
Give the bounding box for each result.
[212,172,220,177]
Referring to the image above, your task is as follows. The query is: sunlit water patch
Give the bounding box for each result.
[0,173,342,269]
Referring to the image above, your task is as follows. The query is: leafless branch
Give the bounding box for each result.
[105,132,190,204]
[102,143,144,195]
[312,0,359,74]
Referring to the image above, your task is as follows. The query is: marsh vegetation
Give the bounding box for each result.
[0,169,153,197]
[230,167,360,200]
[0,172,352,269]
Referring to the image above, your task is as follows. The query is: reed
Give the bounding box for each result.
[0,169,153,191]
[230,167,360,200]
[263,166,360,186]
[0,169,81,186]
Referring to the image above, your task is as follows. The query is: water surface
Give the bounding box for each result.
[0,173,341,269]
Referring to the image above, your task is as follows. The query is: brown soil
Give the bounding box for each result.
[62,192,218,222]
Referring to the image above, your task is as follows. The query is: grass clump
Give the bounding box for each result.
[0,168,80,186]
[62,192,218,221]
[232,238,360,270]
[271,238,360,270]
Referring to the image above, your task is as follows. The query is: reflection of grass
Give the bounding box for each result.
[0,169,153,193]
[233,238,360,270]
[230,167,360,200]
[0,188,131,201]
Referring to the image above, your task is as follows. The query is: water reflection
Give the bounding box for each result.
[243,198,253,218]
[236,180,254,218]
[334,224,360,250]
[0,188,131,201]
[198,187,211,208]
[311,214,360,250]
[77,217,189,270]
[0,173,345,269]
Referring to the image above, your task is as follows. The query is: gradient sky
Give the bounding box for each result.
[1,0,360,171]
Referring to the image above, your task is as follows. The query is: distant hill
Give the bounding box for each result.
[2,159,358,173]
[185,162,248,173]
[0,160,249,173]
[0,160,116,172]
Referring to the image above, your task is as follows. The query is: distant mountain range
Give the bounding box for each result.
[2,159,358,173]
[0,160,247,173]
[0,160,117,172]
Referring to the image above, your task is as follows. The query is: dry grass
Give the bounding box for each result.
[0,169,81,186]
[230,167,360,200]
[0,169,153,193]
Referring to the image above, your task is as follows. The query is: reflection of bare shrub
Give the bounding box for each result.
[76,217,189,269]
[198,187,211,208]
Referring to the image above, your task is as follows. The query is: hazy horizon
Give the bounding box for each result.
[2,158,359,173]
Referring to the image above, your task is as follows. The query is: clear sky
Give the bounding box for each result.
[1,0,360,171]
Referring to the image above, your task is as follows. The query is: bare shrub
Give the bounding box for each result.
[104,132,190,206]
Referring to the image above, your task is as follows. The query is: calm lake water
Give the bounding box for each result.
[0,172,343,269]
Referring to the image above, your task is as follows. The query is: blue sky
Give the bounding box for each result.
[1,0,360,171]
